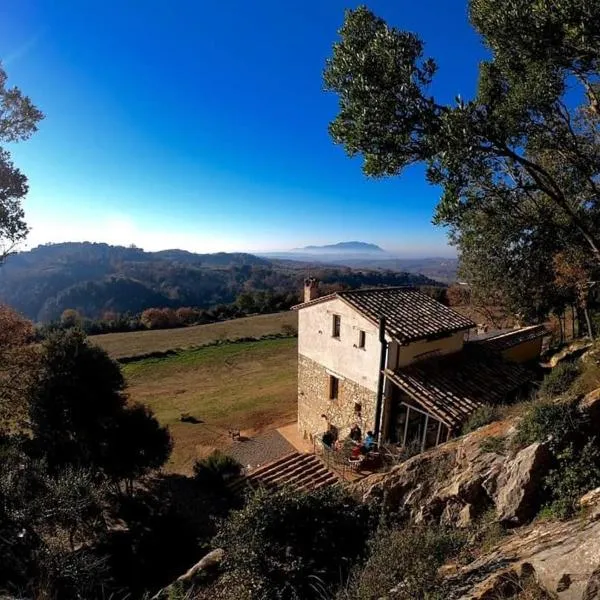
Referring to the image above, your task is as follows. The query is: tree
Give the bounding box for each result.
[0,440,112,598]
[0,65,43,260]
[60,308,82,327]
[0,304,39,430]
[212,486,375,600]
[28,329,171,482]
[553,247,594,336]
[105,403,173,493]
[324,2,600,314]
[140,307,173,329]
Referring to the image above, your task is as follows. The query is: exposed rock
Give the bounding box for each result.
[495,442,552,525]
[581,388,600,424]
[351,422,510,527]
[581,487,600,509]
[150,549,224,599]
[444,510,600,600]
[545,341,593,368]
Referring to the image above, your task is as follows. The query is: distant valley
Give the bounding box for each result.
[0,242,450,323]
[261,240,457,282]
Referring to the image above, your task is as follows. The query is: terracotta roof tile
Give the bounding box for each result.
[476,325,547,352]
[386,345,533,430]
[293,287,475,343]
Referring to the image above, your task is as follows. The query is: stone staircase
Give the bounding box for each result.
[229,452,339,494]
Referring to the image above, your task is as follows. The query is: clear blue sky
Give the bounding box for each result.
[1,1,485,256]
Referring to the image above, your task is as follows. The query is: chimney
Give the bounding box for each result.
[304,278,319,303]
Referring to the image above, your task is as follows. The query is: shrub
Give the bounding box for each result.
[539,361,580,398]
[193,451,242,486]
[513,400,586,454]
[338,525,466,600]
[281,323,298,336]
[462,405,497,434]
[479,436,506,455]
[213,485,376,600]
[544,440,600,519]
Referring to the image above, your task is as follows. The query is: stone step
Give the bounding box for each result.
[248,452,301,479]
[257,454,317,485]
[307,472,339,491]
[229,452,339,494]
[268,457,325,488]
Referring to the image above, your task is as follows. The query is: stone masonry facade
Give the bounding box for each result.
[297,354,377,442]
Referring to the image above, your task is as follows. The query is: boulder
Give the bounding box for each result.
[581,388,600,424]
[176,548,224,583]
[580,487,600,510]
[150,548,224,599]
[545,341,593,368]
[495,442,552,525]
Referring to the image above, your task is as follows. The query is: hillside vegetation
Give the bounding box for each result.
[0,242,441,322]
[93,311,297,360]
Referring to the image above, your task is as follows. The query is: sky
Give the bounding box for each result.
[0,1,486,256]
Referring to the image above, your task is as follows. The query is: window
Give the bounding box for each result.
[358,330,366,349]
[329,375,339,400]
[332,314,341,338]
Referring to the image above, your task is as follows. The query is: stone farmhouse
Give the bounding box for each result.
[293,280,545,453]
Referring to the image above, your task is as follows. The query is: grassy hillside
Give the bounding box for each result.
[93,311,297,359]
[122,337,297,474]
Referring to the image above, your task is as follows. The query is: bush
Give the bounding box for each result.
[338,525,465,600]
[539,361,580,398]
[462,405,497,434]
[213,485,376,600]
[514,398,600,520]
[513,400,586,453]
[544,440,600,519]
[479,435,506,455]
[193,451,242,487]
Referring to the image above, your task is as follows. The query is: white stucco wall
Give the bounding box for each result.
[297,298,385,392]
[395,331,465,367]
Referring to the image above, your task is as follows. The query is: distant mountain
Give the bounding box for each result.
[294,241,385,254]
[0,242,442,322]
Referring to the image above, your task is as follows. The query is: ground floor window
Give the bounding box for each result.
[329,375,339,400]
[389,401,449,451]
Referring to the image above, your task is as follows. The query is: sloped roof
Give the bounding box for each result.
[293,287,475,344]
[476,325,547,352]
[385,344,533,430]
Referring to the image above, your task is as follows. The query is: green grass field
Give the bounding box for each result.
[92,311,298,360]
[122,337,297,474]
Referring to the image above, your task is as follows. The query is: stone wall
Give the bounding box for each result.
[297,353,378,442]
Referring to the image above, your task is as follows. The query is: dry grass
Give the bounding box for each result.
[123,337,297,474]
[91,312,297,359]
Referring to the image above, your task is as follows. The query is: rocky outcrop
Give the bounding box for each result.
[545,341,593,368]
[444,504,600,599]
[495,442,552,525]
[351,421,550,528]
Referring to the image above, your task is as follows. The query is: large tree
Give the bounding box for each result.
[29,329,172,484]
[0,64,43,260]
[324,1,600,319]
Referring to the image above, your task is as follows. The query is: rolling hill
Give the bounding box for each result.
[0,242,443,322]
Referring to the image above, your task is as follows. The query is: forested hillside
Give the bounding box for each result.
[0,242,440,322]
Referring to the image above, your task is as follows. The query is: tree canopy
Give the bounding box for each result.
[0,64,43,260]
[324,1,600,322]
[28,328,172,483]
